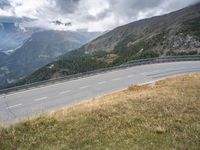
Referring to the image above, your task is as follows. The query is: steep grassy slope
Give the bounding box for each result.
[1,74,200,149]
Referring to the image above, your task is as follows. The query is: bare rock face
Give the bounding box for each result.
[166,35,200,51]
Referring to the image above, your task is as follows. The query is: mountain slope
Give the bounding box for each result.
[0,52,8,65]
[1,3,200,88]
[0,17,38,54]
[0,52,9,84]
[81,3,200,55]
[0,30,101,85]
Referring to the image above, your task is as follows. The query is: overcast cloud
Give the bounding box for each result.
[0,0,199,31]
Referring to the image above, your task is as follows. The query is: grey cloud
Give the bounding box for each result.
[113,0,163,10]
[52,20,72,26]
[0,16,34,24]
[72,0,165,23]
[163,0,200,12]
[0,0,199,31]
[0,16,17,23]
[82,8,111,21]
[54,0,80,14]
[108,0,199,18]
[99,0,200,23]
[0,0,11,9]
[53,0,200,31]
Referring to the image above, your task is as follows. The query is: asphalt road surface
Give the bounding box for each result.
[0,61,200,124]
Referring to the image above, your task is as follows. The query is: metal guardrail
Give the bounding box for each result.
[0,55,200,95]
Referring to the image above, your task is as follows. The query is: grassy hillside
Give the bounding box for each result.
[1,74,200,149]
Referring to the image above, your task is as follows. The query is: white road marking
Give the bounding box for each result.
[80,86,89,89]
[112,78,121,81]
[98,81,107,85]
[59,90,71,95]
[34,97,48,102]
[6,104,22,109]
[140,81,155,85]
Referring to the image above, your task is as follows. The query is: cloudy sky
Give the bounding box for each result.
[0,0,199,31]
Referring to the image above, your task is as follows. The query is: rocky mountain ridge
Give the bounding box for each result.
[79,3,200,55]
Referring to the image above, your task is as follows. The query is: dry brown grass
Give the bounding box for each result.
[0,73,200,150]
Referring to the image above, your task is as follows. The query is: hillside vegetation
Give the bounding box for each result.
[0,30,101,86]
[1,74,200,149]
[1,3,200,89]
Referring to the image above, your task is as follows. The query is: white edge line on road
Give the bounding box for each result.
[138,80,158,85]
[138,72,195,86]
[92,79,167,101]
[98,81,107,85]
[80,86,89,89]
[112,78,121,81]
[34,97,48,102]
[6,104,23,109]
[59,90,71,95]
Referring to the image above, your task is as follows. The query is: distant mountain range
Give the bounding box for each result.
[1,3,200,89]
[0,20,101,85]
[0,17,39,54]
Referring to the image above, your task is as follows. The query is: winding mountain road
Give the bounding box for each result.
[0,61,200,124]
